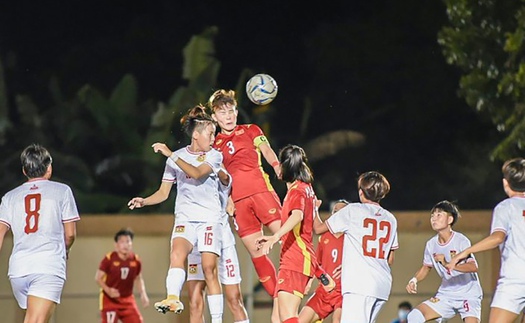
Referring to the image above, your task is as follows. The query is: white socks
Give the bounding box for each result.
[407,309,426,323]
[207,294,223,323]
[166,267,186,297]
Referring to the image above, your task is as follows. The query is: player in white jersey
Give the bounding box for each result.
[313,171,398,323]
[128,106,224,321]
[186,167,249,323]
[447,158,525,323]
[406,200,482,322]
[0,144,80,323]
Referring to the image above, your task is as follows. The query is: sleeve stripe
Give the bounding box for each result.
[326,221,336,235]
[62,216,80,223]
[491,227,507,234]
[0,219,10,229]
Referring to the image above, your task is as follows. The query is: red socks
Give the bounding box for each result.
[252,255,277,296]
[283,317,299,323]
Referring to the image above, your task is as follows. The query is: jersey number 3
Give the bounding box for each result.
[24,194,41,234]
[362,218,391,259]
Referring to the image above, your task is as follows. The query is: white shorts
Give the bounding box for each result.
[187,245,242,285]
[10,274,65,309]
[423,294,482,320]
[171,220,222,256]
[340,293,386,323]
[491,282,525,315]
[222,220,236,249]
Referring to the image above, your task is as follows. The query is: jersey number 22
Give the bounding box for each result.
[362,218,391,259]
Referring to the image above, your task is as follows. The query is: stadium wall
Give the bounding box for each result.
[0,211,497,323]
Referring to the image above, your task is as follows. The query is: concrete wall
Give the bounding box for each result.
[0,211,508,322]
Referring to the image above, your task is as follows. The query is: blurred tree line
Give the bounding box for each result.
[1,0,521,213]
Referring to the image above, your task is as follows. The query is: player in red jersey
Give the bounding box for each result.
[256,144,322,323]
[96,228,149,323]
[299,199,348,323]
[209,89,282,322]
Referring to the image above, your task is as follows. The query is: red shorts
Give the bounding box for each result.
[101,295,142,323]
[233,191,281,237]
[305,286,343,319]
[275,269,311,298]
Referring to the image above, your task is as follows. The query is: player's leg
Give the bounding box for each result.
[199,223,223,323]
[219,245,248,322]
[340,293,386,323]
[489,308,519,323]
[187,280,206,323]
[277,291,303,323]
[155,223,195,314]
[100,309,117,323]
[275,269,311,323]
[457,297,481,323]
[406,302,443,323]
[24,273,64,323]
[118,302,144,323]
[332,307,342,323]
[298,306,320,323]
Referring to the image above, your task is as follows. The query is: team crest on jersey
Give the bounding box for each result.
[175,225,185,233]
[188,264,197,274]
[197,154,206,162]
[130,261,137,267]
[269,208,277,214]
[429,297,440,303]
[449,250,457,258]
[216,139,223,145]
[113,261,120,266]
[324,238,330,245]
[30,184,39,190]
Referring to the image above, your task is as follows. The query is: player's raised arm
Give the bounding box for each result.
[152,143,214,180]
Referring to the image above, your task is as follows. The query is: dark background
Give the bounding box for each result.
[0,0,505,211]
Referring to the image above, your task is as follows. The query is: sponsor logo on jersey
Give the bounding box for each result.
[30,184,39,190]
[278,278,285,284]
[269,208,277,214]
[188,264,197,274]
[215,139,223,145]
[175,225,185,233]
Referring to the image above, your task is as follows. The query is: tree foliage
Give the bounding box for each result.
[438,0,525,160]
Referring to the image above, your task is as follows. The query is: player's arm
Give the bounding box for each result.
[257,209,303,255]
[387,249,395,266]
[95,269,120,298]
[63,221,76,259]
[217,167,230,186]
[134,273,150,307]
[151,142,213,180]
[446,231,506,271]
[128,181,173,209]
[0,222,9,253]
[258,141,281,177]
[406,265,431,294]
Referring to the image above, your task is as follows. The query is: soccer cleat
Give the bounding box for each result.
[318,272,336,293]
[154,296,184,314]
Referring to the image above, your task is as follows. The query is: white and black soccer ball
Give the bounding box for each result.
[245,74,278,105]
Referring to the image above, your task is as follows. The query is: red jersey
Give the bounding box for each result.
[99,251,142,308]
[213,124,275,201]
[279,181,318,277]
[316,232,343,292]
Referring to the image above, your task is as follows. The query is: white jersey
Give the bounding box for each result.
[218,170,235,248]
[423,231,482,299]
[162,147,223,223]
[491,197,525,286]
[326,202,398,300]
[0,179,80,279]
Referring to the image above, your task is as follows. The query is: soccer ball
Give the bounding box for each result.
[246,74,278,105]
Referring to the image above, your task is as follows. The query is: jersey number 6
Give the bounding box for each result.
[362,218,391,259]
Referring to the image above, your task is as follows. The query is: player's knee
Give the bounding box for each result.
[225,290,244,311]
[407,309,425,323]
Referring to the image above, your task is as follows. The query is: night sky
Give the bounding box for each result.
[0,0,505,209]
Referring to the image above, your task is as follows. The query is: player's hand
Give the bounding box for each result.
[332,264,342,280]
[304,277,314,295]
[226,199,236,216]
[107,287,120,298]
[406,279,417,294]
[151,142,173,157]
[128,197,145,210]
[141,293,150,308]
[256,235,279,255]
[445,252,464,272]
[433,253,446,265]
